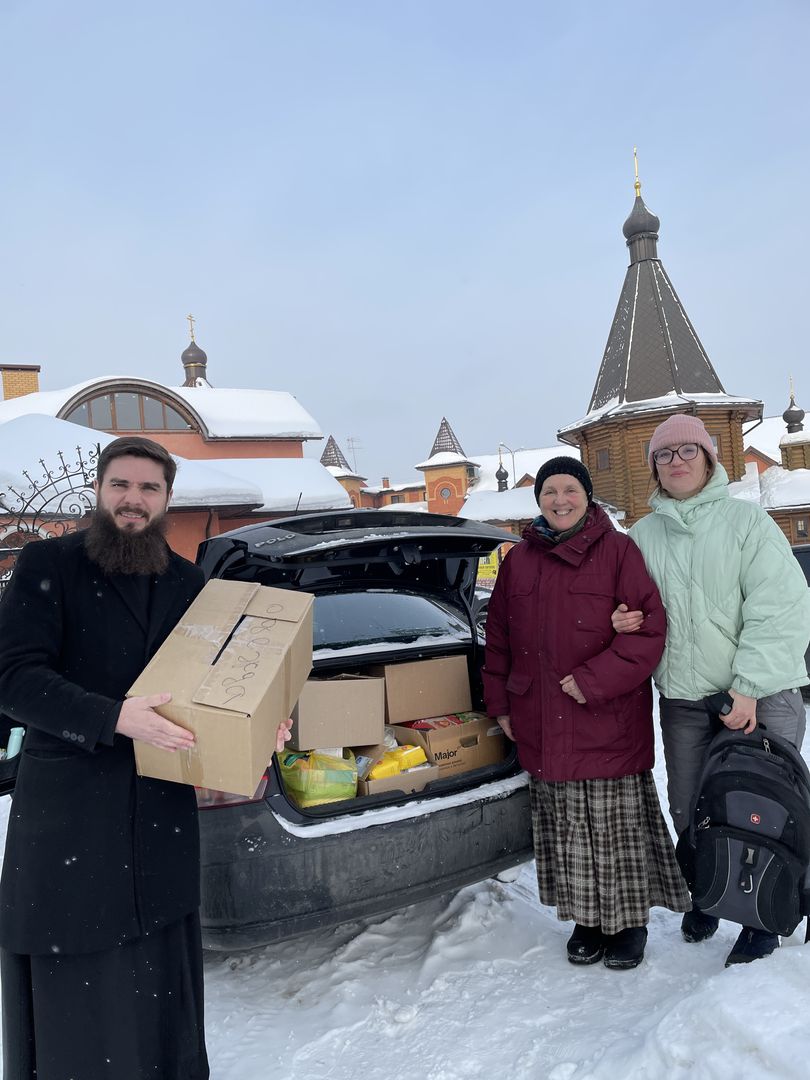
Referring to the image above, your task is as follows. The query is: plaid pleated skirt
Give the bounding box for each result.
[529,771,690,935]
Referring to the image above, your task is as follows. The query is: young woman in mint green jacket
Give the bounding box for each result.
[614,413,810,968]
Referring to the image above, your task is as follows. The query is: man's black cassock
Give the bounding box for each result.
[0,530,208,1079]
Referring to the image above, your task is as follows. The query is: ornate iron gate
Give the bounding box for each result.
[0,444,100,594]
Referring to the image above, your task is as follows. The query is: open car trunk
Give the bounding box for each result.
[196,511,519,818]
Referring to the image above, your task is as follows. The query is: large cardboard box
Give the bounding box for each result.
[357,763,440,797]
[391,715,507,778]
[129,579,314,796]
[289,674,385,751]
[369,656,471,725]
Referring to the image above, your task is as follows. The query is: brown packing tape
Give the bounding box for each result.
[175,745,207,788]
[183,579,259,630]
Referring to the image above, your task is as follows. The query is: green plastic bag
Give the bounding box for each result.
[279,750,358,808]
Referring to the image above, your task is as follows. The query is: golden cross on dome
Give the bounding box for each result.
[633,147,641,198]
[186,313,196,342]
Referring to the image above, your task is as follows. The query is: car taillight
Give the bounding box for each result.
[195,773,269,809]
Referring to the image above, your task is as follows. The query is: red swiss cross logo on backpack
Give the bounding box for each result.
[751,813,761,825]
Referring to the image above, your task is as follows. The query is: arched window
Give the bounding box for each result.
[65,392,193,433]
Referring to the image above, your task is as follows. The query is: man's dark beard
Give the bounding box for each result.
[84,507,170,576]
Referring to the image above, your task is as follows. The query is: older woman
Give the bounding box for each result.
[614,414,810,966]
[484,457,689,970]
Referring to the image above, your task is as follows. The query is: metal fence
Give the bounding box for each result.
[0,444,100,595]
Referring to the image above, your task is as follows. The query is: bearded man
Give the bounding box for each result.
[0,436,210,1079]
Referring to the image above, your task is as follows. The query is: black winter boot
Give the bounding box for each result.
[603,926,648,970]
[724,927,779,967]
[681,905,720,943]
[566,923,604,965]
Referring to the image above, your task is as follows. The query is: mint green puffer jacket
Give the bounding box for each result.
[629,464,810,700]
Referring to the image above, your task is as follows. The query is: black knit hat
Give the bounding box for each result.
[534,456,593,505]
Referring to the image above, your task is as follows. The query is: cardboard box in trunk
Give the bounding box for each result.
[129,579,314,796]
[391,715,507,777]
[369,655,471,725]
[289,674,385,751]
[357,763,440,797]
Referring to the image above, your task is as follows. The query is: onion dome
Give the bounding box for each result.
[495,461,509,492]
[622,196,660,240]
[181,340,208,387]
[783,392,805,433]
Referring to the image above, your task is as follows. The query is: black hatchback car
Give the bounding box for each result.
[194,509,531,950]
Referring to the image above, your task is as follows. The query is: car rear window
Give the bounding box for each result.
[313,591,471,652]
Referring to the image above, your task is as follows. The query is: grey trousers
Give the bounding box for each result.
[659,689,807,837]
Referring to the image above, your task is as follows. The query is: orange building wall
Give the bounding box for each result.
[357,487,426,508]
[376,488,426,507]
[333,477,366,507]
[164,510,222,562]
[114,430,304,460]
[424,471,468,516]
[0,510,221,568]
[744,449,779,475]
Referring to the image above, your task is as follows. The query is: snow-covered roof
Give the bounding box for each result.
[324,464,366,482]
[743,416,787,463]
[461,487,539,523]
[203,458,351,513]
[172,385,321,439]
[467,446,580,493]
[0,414,263,511]
[727,462,763,503]
[559,392,763,440]
[386,501,428,513]
[759,465,810,510]
[0,415,350,514]
[729,461,810,510]
[0,376,323,440]
[363,480,426,495]
[415,451,480,470]
[781,429,810,446]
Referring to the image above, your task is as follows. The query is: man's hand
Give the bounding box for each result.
[276,717,293,753]
[612,603,644,633]
[560,675,586,704]
[496,715,515,741]
[116,693,196,752]
[723,690,757,735]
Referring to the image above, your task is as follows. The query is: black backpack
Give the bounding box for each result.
[676,725,810,937]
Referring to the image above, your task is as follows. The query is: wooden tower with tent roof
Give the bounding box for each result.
[557,152,762,524]
[416,417,480,515]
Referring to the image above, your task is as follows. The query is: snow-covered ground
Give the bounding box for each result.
[2,708,809,1079]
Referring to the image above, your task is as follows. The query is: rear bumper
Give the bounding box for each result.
[199,777,532,950]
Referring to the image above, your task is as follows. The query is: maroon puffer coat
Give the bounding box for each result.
[483,505,666,782]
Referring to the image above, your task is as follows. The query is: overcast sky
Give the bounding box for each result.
[1,1,807,484]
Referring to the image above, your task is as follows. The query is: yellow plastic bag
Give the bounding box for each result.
[279,750,358,808]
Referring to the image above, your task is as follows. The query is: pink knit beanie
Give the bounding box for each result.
[647,414,717,470]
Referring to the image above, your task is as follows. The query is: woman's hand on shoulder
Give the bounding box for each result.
[723,690,757,734]
[612,603,644,633]
[496,715,515,741]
